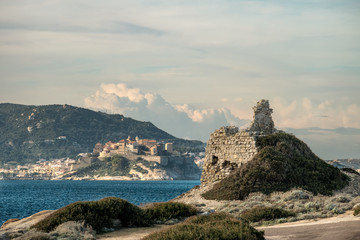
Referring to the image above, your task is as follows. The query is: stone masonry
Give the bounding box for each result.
[201,99,277,184]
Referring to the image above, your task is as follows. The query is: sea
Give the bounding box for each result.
[0,180,200,225]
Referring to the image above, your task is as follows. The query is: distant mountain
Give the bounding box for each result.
[0,103,203,164]
[326,159,360,170]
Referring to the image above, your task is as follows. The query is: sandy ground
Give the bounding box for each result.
[258,211,360,240]
[96,225,170,240]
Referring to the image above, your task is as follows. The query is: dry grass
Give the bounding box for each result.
[193,182,360,226]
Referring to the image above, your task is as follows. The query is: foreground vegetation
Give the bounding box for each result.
[32,197,197,233]
[202,133,349,200]
[143,213,265,240]
[211,186,360,226]
[240,206,295,223]
[354,204,360,216]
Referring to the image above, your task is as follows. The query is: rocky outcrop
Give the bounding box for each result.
[63,156,201,181]
[248,99,275,134]
[0,210,54,239]
[201,99,277,184]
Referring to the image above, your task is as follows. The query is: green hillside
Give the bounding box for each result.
[0,103,203,164]
[202,133,349,200]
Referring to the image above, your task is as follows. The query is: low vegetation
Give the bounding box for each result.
[214,189,360,225]
[144,202,197,222]
[241,206,295,222]
[31,197,149,232]
[353,204,360,216]
[31,198,197,233]
[341,168,360,176]
[143,213,265,240]
[202,133,349,200]
[13,221,96,240]
[240,206,295,223]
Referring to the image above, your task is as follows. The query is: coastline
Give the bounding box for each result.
[0,176,201,181]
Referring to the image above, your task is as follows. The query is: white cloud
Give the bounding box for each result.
[100,83,144,103]
[85,83,248,141]
[271,97,360,129]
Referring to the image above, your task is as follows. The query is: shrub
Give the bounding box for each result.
[31,198,198,233]
[341,168,360,175]
[353,205,360,216]
[331,195,350,203]
[202,133,349,200]
[284,190,312,201]
[304,202,321,212]
[241,206,295,223]
[11,229,50,240]
[143,213,265,240]
[50,221,96,240]
[31,197,149,232]
[145,202,197,222]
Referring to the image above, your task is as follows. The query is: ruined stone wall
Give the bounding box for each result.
[200,127,260,184]
[201,99,277,184]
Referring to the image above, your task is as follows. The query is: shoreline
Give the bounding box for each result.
[0,177,201,181]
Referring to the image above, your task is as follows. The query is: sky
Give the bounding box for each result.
[0,0,359,159]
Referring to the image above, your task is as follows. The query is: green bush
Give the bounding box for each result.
[354,205,360,216]
[241,206,295,222]
[143,213,265,240]
[202,133,349,200]
[145,202,197,222]
[31,198,197,233]
[31,197,149,232]
[341,168,360,175]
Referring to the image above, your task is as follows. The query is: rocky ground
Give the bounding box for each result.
[0,210,54,239]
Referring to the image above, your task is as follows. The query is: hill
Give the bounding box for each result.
[0,103,203,164]
[202,133,350,200]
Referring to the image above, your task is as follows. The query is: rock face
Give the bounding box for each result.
[201,99,277,184]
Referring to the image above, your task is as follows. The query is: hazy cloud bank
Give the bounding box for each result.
[84,83,249,141]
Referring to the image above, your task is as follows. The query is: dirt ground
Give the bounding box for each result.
[96,225,169,240]
[258,211,360,240]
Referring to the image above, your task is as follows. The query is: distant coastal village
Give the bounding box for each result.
[0,136,205,180]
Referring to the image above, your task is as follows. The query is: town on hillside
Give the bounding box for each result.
[94,136,179,158]
[0,136,205,180]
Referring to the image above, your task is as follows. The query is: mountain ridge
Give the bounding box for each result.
[0,103,203,164]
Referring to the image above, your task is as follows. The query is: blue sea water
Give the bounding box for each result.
[0,180,200,225]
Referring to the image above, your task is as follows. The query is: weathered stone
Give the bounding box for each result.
[249,99,275,134]
[200,99,277,184]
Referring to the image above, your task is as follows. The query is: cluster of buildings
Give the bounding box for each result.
[0,136,204,180]
[0,158,78,180]
[94,136,178,158]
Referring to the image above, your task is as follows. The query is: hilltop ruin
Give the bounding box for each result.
[201,99,278,184]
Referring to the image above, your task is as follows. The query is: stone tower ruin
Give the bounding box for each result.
[200,99,277,184]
